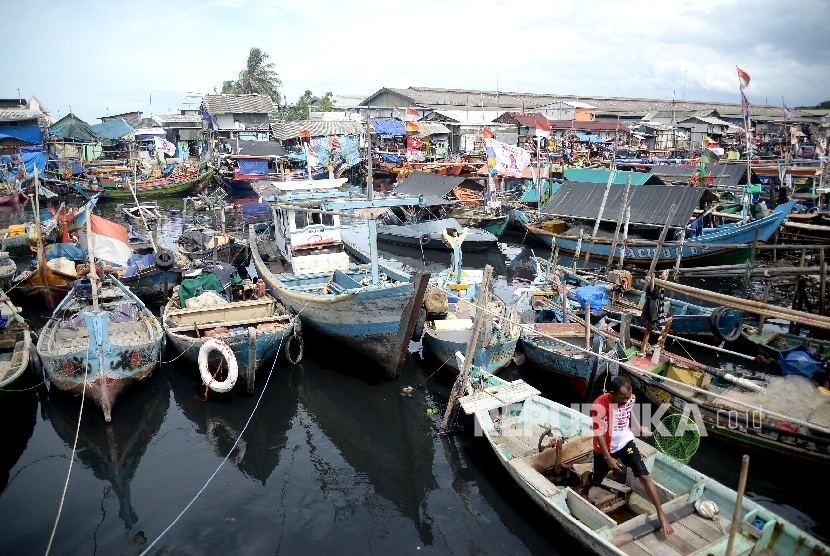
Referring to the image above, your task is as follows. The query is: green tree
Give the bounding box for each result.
[311,92,335,112]
[279,90,314,121]
[795,99,830,110]
[219,47,282,103]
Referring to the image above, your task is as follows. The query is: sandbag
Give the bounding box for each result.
[424,287,448,315]
[186,290,229,309]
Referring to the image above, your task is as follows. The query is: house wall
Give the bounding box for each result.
[574,108,596,121]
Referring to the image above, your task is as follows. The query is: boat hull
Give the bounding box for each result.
[520,336,605,398]
[377,218,497,252]
[80,169,213,199]
[423,328,516,374]
[181,242,249,266]
[15,263,76,308]
[120,267,183,305]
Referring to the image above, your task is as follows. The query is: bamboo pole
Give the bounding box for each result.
[654,278,830,329]
[583,168,616,266]
[821,248,827,317]
[758,280,770,329]
[725,455,750,556]
[647,204,678,279]
[584,303,591,350]
[572,230,583,272]
[440,265,493,434]
[607,176,632,268]
[618,206,631,267]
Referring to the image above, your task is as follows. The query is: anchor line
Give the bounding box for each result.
[140,301,309,555]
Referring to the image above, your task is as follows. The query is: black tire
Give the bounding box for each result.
[285,334,303,365]
[411,307,426,341]
[538,427,564,452]
[155,249,175,270]
[709,306,742,342]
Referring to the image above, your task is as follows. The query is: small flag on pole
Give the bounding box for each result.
[483,126,494,139]
[86,214,134,266]
[534,119,551,139]
[392,106,401,119]
[298,121,311,139]
[783,99,797,120]
[741,91,751,120]
[405,107,419,122]
[737,66,751,89]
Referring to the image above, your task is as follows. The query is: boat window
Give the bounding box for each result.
[322,213,334,227]
[294,211,307,229]
[310,212,322,225]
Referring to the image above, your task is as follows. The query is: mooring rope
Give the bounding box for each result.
[139,302,308,555]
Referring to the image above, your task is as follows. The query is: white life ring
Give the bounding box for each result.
[198,338,238,393]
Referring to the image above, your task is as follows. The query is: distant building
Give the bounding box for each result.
[201,94,275,141]
[153,110,204,158]
[536,101,596,121]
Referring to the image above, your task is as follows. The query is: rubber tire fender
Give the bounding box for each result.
[709,306,742,342]
[538,427,565,453]
[198,338,238,393]
[411,307,426,341]
[155,249,175,270]
[285,334,304,365]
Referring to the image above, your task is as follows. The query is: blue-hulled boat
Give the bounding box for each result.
[118,255,184,305]
[249,177,430,379]
[163,284,299,394]
[525,180,796,267]
[422,229,519,374]
[38,275,164,422]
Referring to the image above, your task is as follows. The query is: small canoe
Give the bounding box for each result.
[463,366,830,556]
[38,275,164,422]
[13,245,80,308]
[163,288,299,394]
[177,228,249,266]
[377,218,498,251]
[0,289,31,389]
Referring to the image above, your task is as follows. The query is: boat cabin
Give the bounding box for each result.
[270,178,351,275]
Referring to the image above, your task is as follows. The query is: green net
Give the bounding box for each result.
[652,413,700,464]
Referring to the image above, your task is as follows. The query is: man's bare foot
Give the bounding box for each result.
[580,472,592,497]
[659,515,674,537]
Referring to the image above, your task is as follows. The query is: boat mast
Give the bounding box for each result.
[365,115,379,284]
[86,206,99,313]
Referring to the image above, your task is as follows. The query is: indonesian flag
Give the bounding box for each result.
[405,107,419,122]
[392,105,401,119]
[483,126,494,139]
[87,214,133,266]
[737,66,750,89]
[535,119,551,139]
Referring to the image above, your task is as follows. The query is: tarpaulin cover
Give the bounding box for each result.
[237,158,268,175]
[380,153,402,163]
[370,119,406,136]
[44,243,86,262]
[564,168,664,186]
[178,273,225,308]
[394,170,465,197]
[778,345,824,379]
[310,134,361,168]
[0,125,41,144]
[49,114,99,142]
[576,133,605,143]
[571,286,608,312]
[540,182,704,227]
[236,140,286,157]
[0,147,46,173]
[89,120,134,140]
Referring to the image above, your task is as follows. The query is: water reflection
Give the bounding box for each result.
[0,386,40,496]
[45,372,168,529]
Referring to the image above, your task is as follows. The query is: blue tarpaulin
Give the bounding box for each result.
[0,147,46,174]
[576,133,605,143]
[380,153,402,163]
[237,158,268,175]
[0,125,41,145]
[571,286,608,312]
[311,134,362,168]
[370,119,406,136]
[44,243,86,262]
[778,345,824,379]
[89,120,134,140]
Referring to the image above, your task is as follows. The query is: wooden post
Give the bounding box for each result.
[618,206,631,268]
[562,284,569,323]
[607,176,632,268]
[772,230,778,263]
[725,455,750,556]
[584,303,591,350]
[673,228,685,281]
[647,204,678,280]
[821,248,827,317]
[572,230,583,272]
[758,280,770,330]
[583,169,616,266]
[552,243,560,271]
[441,265,493,434]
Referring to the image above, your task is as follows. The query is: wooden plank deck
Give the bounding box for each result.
[459,380,540,413]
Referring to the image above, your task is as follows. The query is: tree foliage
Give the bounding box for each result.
[220,47,282,103]
[795,99,830,110]
[277,90,336,121]
[312,92,335,112]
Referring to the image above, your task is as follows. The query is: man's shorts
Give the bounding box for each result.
[590,440,649,486]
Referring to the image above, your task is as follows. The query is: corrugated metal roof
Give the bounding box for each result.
[432,110,505,124]
[394,170,466,198]
[202,94,275,115]
[547,120,623,131]
[650,163,752,186]
[414,122,451,135]
[271,120,365,141]
[564,169,664,185]
[154,113,203,124]
[540,182,703,227]
[0,109,42,122]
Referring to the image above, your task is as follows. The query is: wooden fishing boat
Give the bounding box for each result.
[38,275,163,422]
[620,341,830,464]
[422,230,519,374]
[177,227,249,266]
[740,324,830,366]
[461,365,830,556]
[0,194,97,256]
[377,217,498,251]
[115,252,184,306]
[445,206,510,237]
[163,272,299,394]
[249,177,429,379]
[13,238,81,308]
[77,166,213,199]
[0,289,31,389]
[525,180,796,267]
[0,190,27,205]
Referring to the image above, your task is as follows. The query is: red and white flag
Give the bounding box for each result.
[737,66,751,89]
[87,214,134,265]
[392,105,401,119]
[405,107,419,122]
[535,119,551,139]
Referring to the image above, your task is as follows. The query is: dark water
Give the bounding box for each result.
[0,195,826,555]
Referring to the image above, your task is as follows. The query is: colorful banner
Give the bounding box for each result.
[485,138,530,177]
[154,137,176,156]
[406,135,423,150]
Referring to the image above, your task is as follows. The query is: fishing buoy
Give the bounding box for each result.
[198,339,238,393]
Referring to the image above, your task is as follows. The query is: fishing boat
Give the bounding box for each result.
[76,165,213,199]
[0,289,31,389]
[0,252,15,290]
[38,275,164,422]
[739,323,830,366]
[445,206,510,236]
[619,340,830,464]
[459,365,830,556]
[162,264,300,394]
[215,154,281,192]
[249,177,429,379]
[114,251,184,305]
[0,189,27,205]
[422,229,519,374]
[524,181,796,267]
[176,227,249,266]
[377,217,498,251]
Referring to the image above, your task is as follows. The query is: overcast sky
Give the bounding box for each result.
[2,0,827,122]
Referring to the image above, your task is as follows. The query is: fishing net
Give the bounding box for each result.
[653,413,700,464]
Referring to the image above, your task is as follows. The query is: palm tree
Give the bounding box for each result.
[221,47,282,103]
